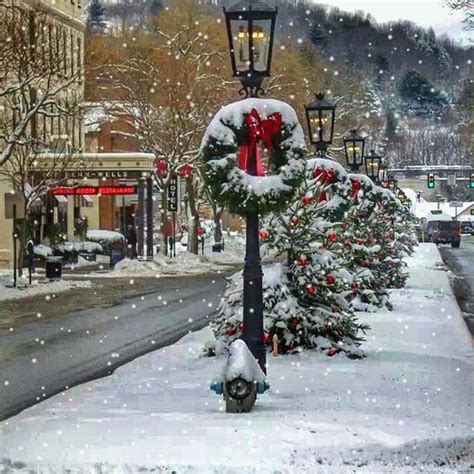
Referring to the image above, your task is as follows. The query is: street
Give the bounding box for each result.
[0,273,229,422]
[439,235,474,335]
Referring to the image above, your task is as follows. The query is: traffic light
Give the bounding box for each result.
[470,173,474,189]
[427,173,435,189]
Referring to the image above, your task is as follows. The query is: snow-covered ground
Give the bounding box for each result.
[96,234,245,278]
[0,244,472,473]
[0,277,92,302]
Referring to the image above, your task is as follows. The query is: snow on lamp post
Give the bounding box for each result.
[305,92,336,157]
[365,149,382,184]
[223,0,278,375]
[343,129,365,172]
[224,0,277,98]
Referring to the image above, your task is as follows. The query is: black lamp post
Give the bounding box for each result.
[224,0,277,98]
[224,0,277,374]
[305,92,336,156]
[365,149,382,184]
[343,129,365,172]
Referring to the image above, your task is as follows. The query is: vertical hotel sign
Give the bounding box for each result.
[167,175,178,212]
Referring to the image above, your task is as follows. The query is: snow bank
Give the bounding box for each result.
[0,279,92,302]
[33,244,52,258]
[0,245,472,473]
[86,230,125,243]
[107,251,235,278]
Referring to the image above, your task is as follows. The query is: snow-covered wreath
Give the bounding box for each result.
[201,98,307,216]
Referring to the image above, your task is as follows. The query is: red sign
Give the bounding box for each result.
[155,159,168,176]
[52,186,137,196]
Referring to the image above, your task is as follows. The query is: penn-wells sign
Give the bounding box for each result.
[52,186,137,196]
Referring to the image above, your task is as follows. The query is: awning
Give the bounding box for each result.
[82,195,93,204]
[55,195,68,203]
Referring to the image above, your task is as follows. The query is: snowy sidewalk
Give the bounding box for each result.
[0,244,472,473]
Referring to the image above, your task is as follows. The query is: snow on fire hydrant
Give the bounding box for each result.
[210,339,269,413]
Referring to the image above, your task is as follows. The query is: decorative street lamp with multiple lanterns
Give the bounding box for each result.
[343,129,365,172]
[365,149,382,184]
[224,0,277,98]
[305,93,336,156]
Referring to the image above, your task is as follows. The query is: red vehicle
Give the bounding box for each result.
[425,219,461,248]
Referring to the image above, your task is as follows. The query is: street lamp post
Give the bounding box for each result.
[224,0,277,374]
[364,149,382,184]
[305,93,336,157]
[343,129,365,172]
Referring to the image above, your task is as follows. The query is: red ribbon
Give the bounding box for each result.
[239,108,282,176]
[313,167,336,184]
[350,178,361,200]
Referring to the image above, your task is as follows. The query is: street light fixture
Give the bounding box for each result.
[387,175,398,191]
[223,0,278,375]
[343,129,365,172]
[305,92,336,156]
[365,149,382,184]
[224,0,277,98]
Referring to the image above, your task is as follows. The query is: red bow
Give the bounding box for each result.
[239,108,282,176]
[350,178,361,200]
[313,167,336,184]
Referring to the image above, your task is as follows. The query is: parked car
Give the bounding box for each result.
[460,221,474,235]
[425,220,461,248]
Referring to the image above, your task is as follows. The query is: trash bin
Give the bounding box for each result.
[109,239,125,268]
[46,257,63,279]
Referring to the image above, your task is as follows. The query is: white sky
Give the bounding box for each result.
[317,0,470,42]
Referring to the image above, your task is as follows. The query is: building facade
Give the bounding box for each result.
[0,0,85,267]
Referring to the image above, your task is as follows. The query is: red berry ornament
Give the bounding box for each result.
[326,275,335,285]
[327,348,338,357]
[262,332,271,344]
[226,328,235,337]
[290,317,300,326]
[302,196,312,206]
[318,192,327,202]
[259,230,269,240]
[307,285,315,295]
[299,255,308,267]
[328,231,337,242]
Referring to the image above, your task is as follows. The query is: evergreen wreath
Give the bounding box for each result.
[201,98,307,216]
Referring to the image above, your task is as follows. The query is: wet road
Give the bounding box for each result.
[439,235,474,335]
[0,273,228,421]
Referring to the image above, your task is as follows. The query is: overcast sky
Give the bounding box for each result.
[316,0,470,42]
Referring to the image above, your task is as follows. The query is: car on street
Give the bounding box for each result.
[425,219,462,248]
[460,221,474,235]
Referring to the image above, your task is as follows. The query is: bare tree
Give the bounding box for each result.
[0,138,85,275]
[94,0,233,253]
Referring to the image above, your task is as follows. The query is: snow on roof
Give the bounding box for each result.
[424,211,453,222]
[83,102,140,133]
[413,201,473,220]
